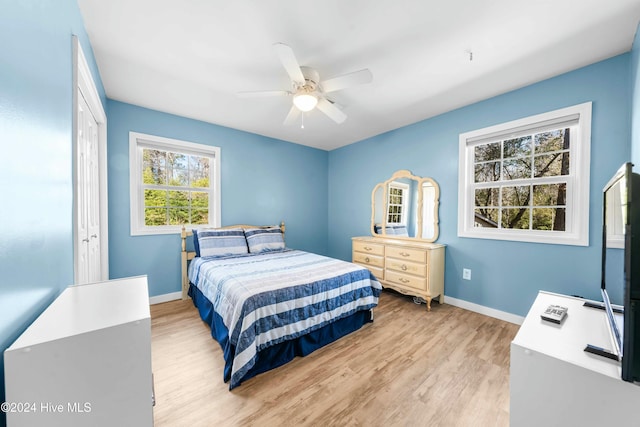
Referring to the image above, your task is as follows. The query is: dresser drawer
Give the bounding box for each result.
[386,258,426,277]
[352,251,384,268]
[385,246,427,263]
[385,270,427,291]
[353,240,385,256]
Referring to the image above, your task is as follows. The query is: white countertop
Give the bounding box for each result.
[8,276,150,350]
[512,290,622,379]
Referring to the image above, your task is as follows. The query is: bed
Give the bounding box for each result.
[180,222,382,389]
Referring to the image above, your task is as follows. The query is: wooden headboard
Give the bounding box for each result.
[180,222,286,300]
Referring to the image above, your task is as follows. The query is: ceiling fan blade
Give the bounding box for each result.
[317,98,347,124]
[273,43,305,86]
[321,69,373,93]
[237,90,290,98]
[283,105,300,126]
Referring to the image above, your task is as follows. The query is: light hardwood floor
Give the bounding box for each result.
[151,291,520,427]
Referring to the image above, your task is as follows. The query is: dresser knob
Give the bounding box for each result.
[365,257,370,263]
[400,252,410,257]
[401,264,407,271]
[399,278,410,284]
[364,246,372,251]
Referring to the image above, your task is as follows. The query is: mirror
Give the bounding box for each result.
[371,170,440,242]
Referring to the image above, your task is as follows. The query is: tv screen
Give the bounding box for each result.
[602,162,640,383]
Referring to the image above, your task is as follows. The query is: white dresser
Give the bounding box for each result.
[352,236,445,310]
[4,276,154,427]
[510,291,640,426]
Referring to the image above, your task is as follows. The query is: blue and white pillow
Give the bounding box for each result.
[374,224,396,235]
[244,227,285,254]
[392,225,409,236]
[193,228,248,258]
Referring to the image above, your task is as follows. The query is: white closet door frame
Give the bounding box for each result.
[73,36,109,283]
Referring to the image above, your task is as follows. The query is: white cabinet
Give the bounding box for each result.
[352,236,445,311]
[4,276,153,427]
[510,291,640,427]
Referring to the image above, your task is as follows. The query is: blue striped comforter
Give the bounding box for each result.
[188,250,382,388]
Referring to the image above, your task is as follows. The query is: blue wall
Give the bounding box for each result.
[107,101,329,297]
[632,23,640,166]
[328,54,631,317]
[0,0,104,422]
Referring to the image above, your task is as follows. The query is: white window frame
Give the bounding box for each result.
[129,132,221,236]
[457,102,592,246]
[387,181,410,225]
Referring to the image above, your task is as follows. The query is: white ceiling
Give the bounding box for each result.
[78,0,640,151]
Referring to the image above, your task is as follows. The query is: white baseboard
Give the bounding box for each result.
[149,291,182,305]
[444,295,524,325]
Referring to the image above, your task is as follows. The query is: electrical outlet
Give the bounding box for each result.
[463,268,472,280]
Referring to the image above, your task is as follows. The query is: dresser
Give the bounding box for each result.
[4,276,154,427]
[352,236,445,310]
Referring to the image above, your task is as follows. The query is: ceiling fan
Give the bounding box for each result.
[238,43,373,125]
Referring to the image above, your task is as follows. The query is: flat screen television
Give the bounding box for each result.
[601,162,640,383]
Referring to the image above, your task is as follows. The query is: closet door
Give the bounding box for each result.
[76,90,101,284]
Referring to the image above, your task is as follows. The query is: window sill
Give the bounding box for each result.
[130,225,210,237]
[458,228,588,246]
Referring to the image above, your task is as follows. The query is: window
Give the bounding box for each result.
[129,132,220,236]
[458,102,591,246]
[387,182,409,225]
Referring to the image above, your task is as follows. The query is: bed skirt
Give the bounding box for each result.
[188,283,373,389]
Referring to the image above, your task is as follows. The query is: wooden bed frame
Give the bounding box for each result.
[180,222,286,299]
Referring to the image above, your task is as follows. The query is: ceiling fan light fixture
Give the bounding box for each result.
[293,93,318,112]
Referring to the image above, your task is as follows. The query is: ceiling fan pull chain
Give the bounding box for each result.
[301,112,304,129]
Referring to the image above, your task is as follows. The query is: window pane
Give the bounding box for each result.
[143,149,166,168]
[474,142,501,162]
[167,153,188,186]
[475,162,500,183]
[474,208,498,228]
[191,191,209,208]
[145,208,167,226]
[143,167,166,185]
[501,186,530,207]
[533,183,565,207]
[475,187,499,207]
[534,152,569,177]
[189,155,210,188]
[168,208,189,225]
[535,129,568,153]
[168,168,188,186]
[503,136,531,159]
[168,152,188,168]
[388,214,400,223]
[502,158,531,180]
[144,189,167,207]
[168,190,189,207]
[143,149,167,184]
[501,208,529,229]
[191,209,208,225]
[532,208,566,231]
